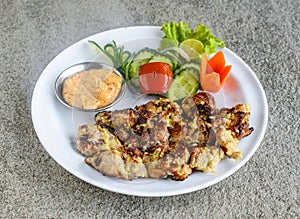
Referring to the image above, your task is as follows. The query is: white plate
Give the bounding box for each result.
[31,26,268,197]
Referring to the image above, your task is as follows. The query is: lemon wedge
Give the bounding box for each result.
[179,39,204,60]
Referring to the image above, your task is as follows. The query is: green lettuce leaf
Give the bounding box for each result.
[159,21,225,56]
[159,38,179,50]
[161,21,193,42]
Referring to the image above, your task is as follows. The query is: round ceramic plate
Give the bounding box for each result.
[31,26,268,197]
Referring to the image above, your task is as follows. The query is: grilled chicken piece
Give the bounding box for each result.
[76,92,254,180]
[96,98,182,160]
[135,98,182,124]
[181,92,218,147]
[95,111,112,128]
[77,124,147,180]
[181,91,217,119]
[182,92,253,161]
[80,98,186,180]
[95,109,138,141]
[218,104,253,140]
[214,104,254,160]
[143,142,192,180]
[85,150,148,180]
[180,116,212,147]
[158,144,192,180]
[76,124,121,156]
[189,146,225,172]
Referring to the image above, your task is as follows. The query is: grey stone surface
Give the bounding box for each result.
[0,0,299,218]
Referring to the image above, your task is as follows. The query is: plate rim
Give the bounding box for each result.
[31,26,268,197]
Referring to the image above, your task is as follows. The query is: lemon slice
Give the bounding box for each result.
[179,39,204,60]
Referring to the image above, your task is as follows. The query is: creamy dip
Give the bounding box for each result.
[62,69,122,109]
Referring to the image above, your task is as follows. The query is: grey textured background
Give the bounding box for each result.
[1,0,299,218]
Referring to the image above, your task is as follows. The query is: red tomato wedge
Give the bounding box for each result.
[200,51,231,92]
[139,62,173,94]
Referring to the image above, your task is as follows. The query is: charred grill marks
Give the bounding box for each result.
[77,92,254,180]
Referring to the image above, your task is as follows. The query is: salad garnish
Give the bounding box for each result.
[200,51,232,92]
[89,21,230,99]
[159,21,225,56]
[139,62,173,94]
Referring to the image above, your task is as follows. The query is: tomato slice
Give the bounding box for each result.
[139,62,172,94]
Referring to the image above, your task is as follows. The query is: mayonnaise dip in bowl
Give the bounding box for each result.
[55,62,126,112]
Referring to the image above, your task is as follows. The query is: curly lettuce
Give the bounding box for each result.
[159,21,225,56]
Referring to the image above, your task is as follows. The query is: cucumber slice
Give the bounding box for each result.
[128,59,149,80]
[173,62,200,78]
[128,77,140,90]
[176,72,198,93]
[167,79,190,101]
[133,48,157,62]
[167,69,199,100]
[182,67,200,81]
[180,62,200,72]
[127,48,157,80]
[175,62,199,73]
[148,53,177,70]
